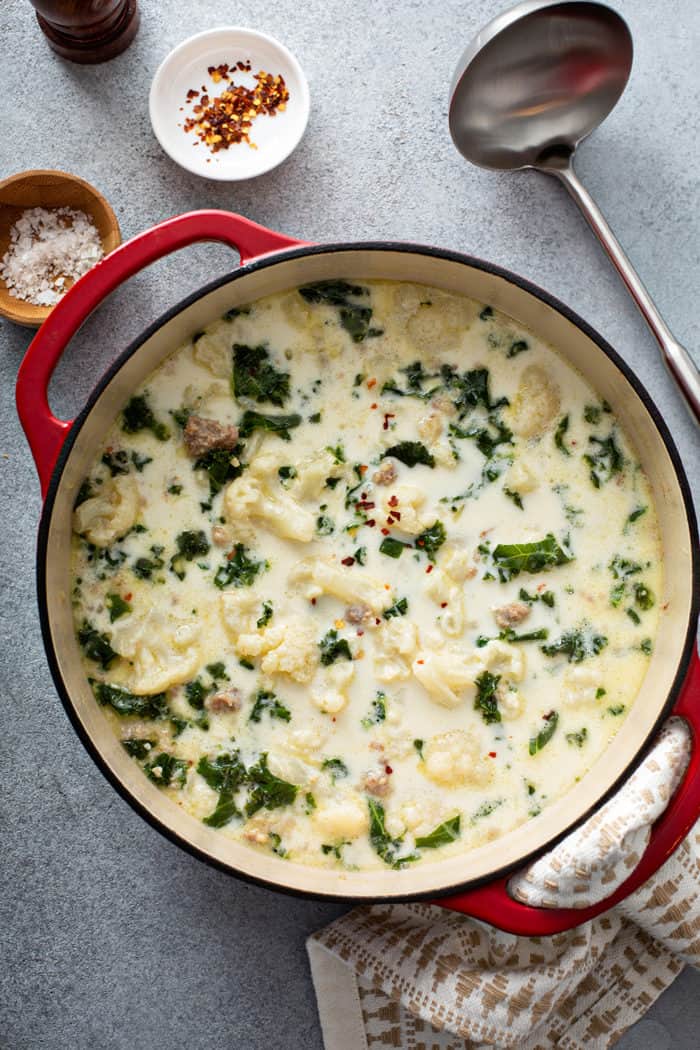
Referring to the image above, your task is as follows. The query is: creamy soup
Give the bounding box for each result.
[70,280,661,870]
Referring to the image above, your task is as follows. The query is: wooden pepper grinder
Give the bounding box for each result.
[28,0,140,64]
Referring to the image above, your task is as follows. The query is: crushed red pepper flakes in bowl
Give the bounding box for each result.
[182,64,290,153]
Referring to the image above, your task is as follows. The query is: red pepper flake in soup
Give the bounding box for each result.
[182,65,290,153]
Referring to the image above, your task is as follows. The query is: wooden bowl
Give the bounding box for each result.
[0,170,121,328]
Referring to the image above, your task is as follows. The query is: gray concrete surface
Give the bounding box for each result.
[0,1,698,1047]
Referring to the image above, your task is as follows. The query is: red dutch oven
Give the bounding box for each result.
[16,211,700,935]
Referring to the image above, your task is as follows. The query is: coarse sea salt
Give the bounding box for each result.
[1,206,104,307]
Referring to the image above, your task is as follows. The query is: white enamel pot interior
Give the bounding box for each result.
[37,243,698,901]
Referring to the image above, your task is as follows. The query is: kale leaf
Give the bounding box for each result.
[449,417,513,459]
[298,281,382,343]
[519,587,555,608]
[584,431,624,487]
[383,441,435,468]
[529,711,559,755]
[232,343,290,406]
[554,415,571,456]
[214,544,267,589]
[131,544,165,580]
[170,530,210,580]
[238,410,302,441]
[382,597,408,619]
[368,799,416,868]
[105,593,131,622]
[245,753,298,816]
[380,360,442,400]
[541,628,608,663]
[194,446,245,498]
[198,750,247,827]
[361,692,387,729]
[91,680,168,719]
[144,753,188,789]
[441,365,508,418]
[122,738,157,760]
[415,815,461,849]
[77,621,117,669]
[249,689,291,724]
[474,670,502,724]
[74,478,94,508]
[414,520,447,561]
[379,536,409,558]
[101,449,130,476]
[476,627,549,646]
[491,534,572,581]
[470,798,504,824]
[319,628,353,666]
[122,395,170,441]
[322,757,349,781]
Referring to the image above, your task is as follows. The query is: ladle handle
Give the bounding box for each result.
[552,163,700,426]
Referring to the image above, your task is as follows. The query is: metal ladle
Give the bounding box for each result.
[449,0,700,424]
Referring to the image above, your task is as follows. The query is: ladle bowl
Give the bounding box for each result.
[449,0,700,424]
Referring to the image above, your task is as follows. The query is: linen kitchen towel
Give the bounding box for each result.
[308,718,700,1050]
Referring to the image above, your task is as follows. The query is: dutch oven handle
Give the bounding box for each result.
[15,210,305,498]
[434,646,700,934]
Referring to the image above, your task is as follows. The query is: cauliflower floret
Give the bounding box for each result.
[400,798,441,834]
[73,474,139,547]
[424,569,468,638]
[431,439,459,470]
[110,608,200,695]
[267,752,316,788]
[293,449,341,500]
[412,647,481,708]
[236,621,318,683]
[380,484,430,535]
[562,666,606,707]
[405,292,478,352]
[497,682,526,720]
[247,451,286,479]
[423,730,492,787]
[440,545,477,583]
[374,619,418,682]
[220,590,262,638]
[480,639,526,683]
[503,459,539,496]
[417,412,444,444]
[181,381,233,422]
[261,629,317,683]
[289,557,388,614]
[415,412,458,470]
[280,293,346,357]
[286,724,330,758]
[223,473,315,543]
[311,661,355,714]
[313,794,369,840]
[507,365,561,438]
[192,320,233,378]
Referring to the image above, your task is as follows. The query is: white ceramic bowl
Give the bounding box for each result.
[149,27,310,181]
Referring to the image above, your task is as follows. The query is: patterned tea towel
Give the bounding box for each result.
[307,718,700,1050]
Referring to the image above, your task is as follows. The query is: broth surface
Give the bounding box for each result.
[70,280,662,870]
